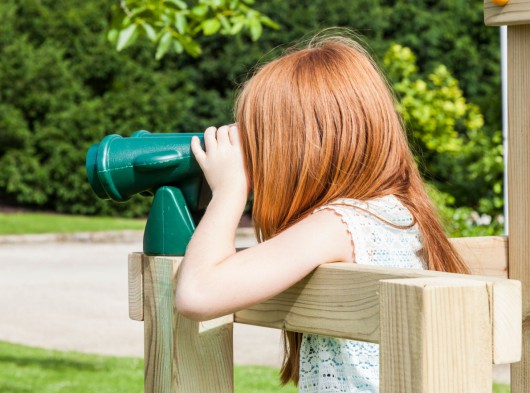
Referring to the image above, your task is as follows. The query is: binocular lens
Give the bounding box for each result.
[85,144,109,200]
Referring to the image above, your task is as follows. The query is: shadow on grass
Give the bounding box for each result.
[0,354,107,372]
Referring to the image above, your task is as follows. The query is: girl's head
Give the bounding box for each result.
[236,34,469,385]
[236,35,412,240]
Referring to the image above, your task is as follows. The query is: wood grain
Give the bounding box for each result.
[169,257,234,393]
[380,278,492,393]
[143,255,174,393]
[485,0,530,26]
[128,252,144,321]
[450,236,508,277]
[143,256,233,393]
[507,23,530,393]
[235,262,521,364]
[128,236,508,321]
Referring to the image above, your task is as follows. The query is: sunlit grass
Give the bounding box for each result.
[0,213,145,235]
[0,341,510,393]
[0,341,298,393]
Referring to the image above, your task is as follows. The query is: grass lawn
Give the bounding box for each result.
[0,341,296,393]
[0,341,509,393]
[0,213,146,235]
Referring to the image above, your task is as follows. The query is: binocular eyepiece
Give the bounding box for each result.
[86,130,211,255]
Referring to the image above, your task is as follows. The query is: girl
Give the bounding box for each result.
[175,34,470,392]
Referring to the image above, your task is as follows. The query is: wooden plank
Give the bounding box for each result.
[485,0,530,26]
[128,252,144,321]
[129,236,507,321]
[450,236,508,277]
[143,255,175,393]
[235,262,521,364]
[380,278,492,393]
[143,256,233,393]
[507,23,530,393]
[169,257,234,393]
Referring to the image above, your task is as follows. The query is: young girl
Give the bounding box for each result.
[175,34,470,392]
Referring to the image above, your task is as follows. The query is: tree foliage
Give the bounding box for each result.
[109,0,278,59]
[385,45,503,236]
[0,0,503,236]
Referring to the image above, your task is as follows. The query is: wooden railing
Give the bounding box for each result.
[128,236,521,393]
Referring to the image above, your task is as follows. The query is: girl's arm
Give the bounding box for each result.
[175,125,352,321]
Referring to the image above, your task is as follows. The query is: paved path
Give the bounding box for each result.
[0,235,283,367]
[0,233,509,383]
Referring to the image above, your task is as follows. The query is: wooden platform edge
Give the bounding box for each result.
[485,0,530,26]
[235,262,521,364]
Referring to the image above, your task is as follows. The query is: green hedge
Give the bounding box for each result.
[0,0,501,219]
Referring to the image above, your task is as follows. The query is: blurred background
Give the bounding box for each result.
[0,0,508,392]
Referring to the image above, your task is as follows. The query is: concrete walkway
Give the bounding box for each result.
[0,231,283,367]
[0,231,509,383]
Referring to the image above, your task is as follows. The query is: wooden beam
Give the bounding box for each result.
[485,0,530,26]
[128,253,144,321]
[143,256,233,393]
[129,236,509,322]
[380,278,492,393]
[143,255,174,392]
[507,23,530,393]
[234,262,521,364]
[450,236,508,277]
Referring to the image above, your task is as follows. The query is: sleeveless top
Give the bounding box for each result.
[298,195,426,393]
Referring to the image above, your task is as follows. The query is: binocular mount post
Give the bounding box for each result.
[143,186,195,256]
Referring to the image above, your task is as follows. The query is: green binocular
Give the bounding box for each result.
[86,130,211,255]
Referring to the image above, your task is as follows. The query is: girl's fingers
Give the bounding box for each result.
[217,125,230,145]
[228,124,240,147]
[190,136,206,164]
[204,126,217,152]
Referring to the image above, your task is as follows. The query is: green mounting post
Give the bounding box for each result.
[143,186,195,256]
[85,130,211,256]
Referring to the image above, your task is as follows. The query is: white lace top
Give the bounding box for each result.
[299,195,426,393]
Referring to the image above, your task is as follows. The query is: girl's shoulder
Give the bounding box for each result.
[312,194,425,269]
[313,194,415,227]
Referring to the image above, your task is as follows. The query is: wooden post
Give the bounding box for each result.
[484,2,530,390]
[143,255,176,392]
[142,255,233,393]
[379,277,492,393]
[507,22,530,393]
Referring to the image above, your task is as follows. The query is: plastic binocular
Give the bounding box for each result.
[86,130,211,255]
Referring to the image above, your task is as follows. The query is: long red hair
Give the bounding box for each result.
[235,34,470,386]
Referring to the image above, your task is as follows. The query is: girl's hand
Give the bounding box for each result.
[191,124,249,203]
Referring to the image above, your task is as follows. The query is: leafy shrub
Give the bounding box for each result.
[0,0,503,235]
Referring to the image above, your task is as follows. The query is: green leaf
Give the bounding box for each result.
[173,40,184,54]
[202,18,221,35]
[191,5,209,17]
[260,15,279,29]
[129,6,148,18]
[248,19,262,41]
[164,0,188,10]
[155,31,173,60]
[116,24,139,51]
[174,12,187,34]
[180,36,202,57]
[142,23,157,41]
[107,28,119,44]
[210,0,224,8]
[218,14,231,32]
[230,21,244,34]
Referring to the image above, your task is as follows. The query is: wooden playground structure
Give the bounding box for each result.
[127,2,530,392]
